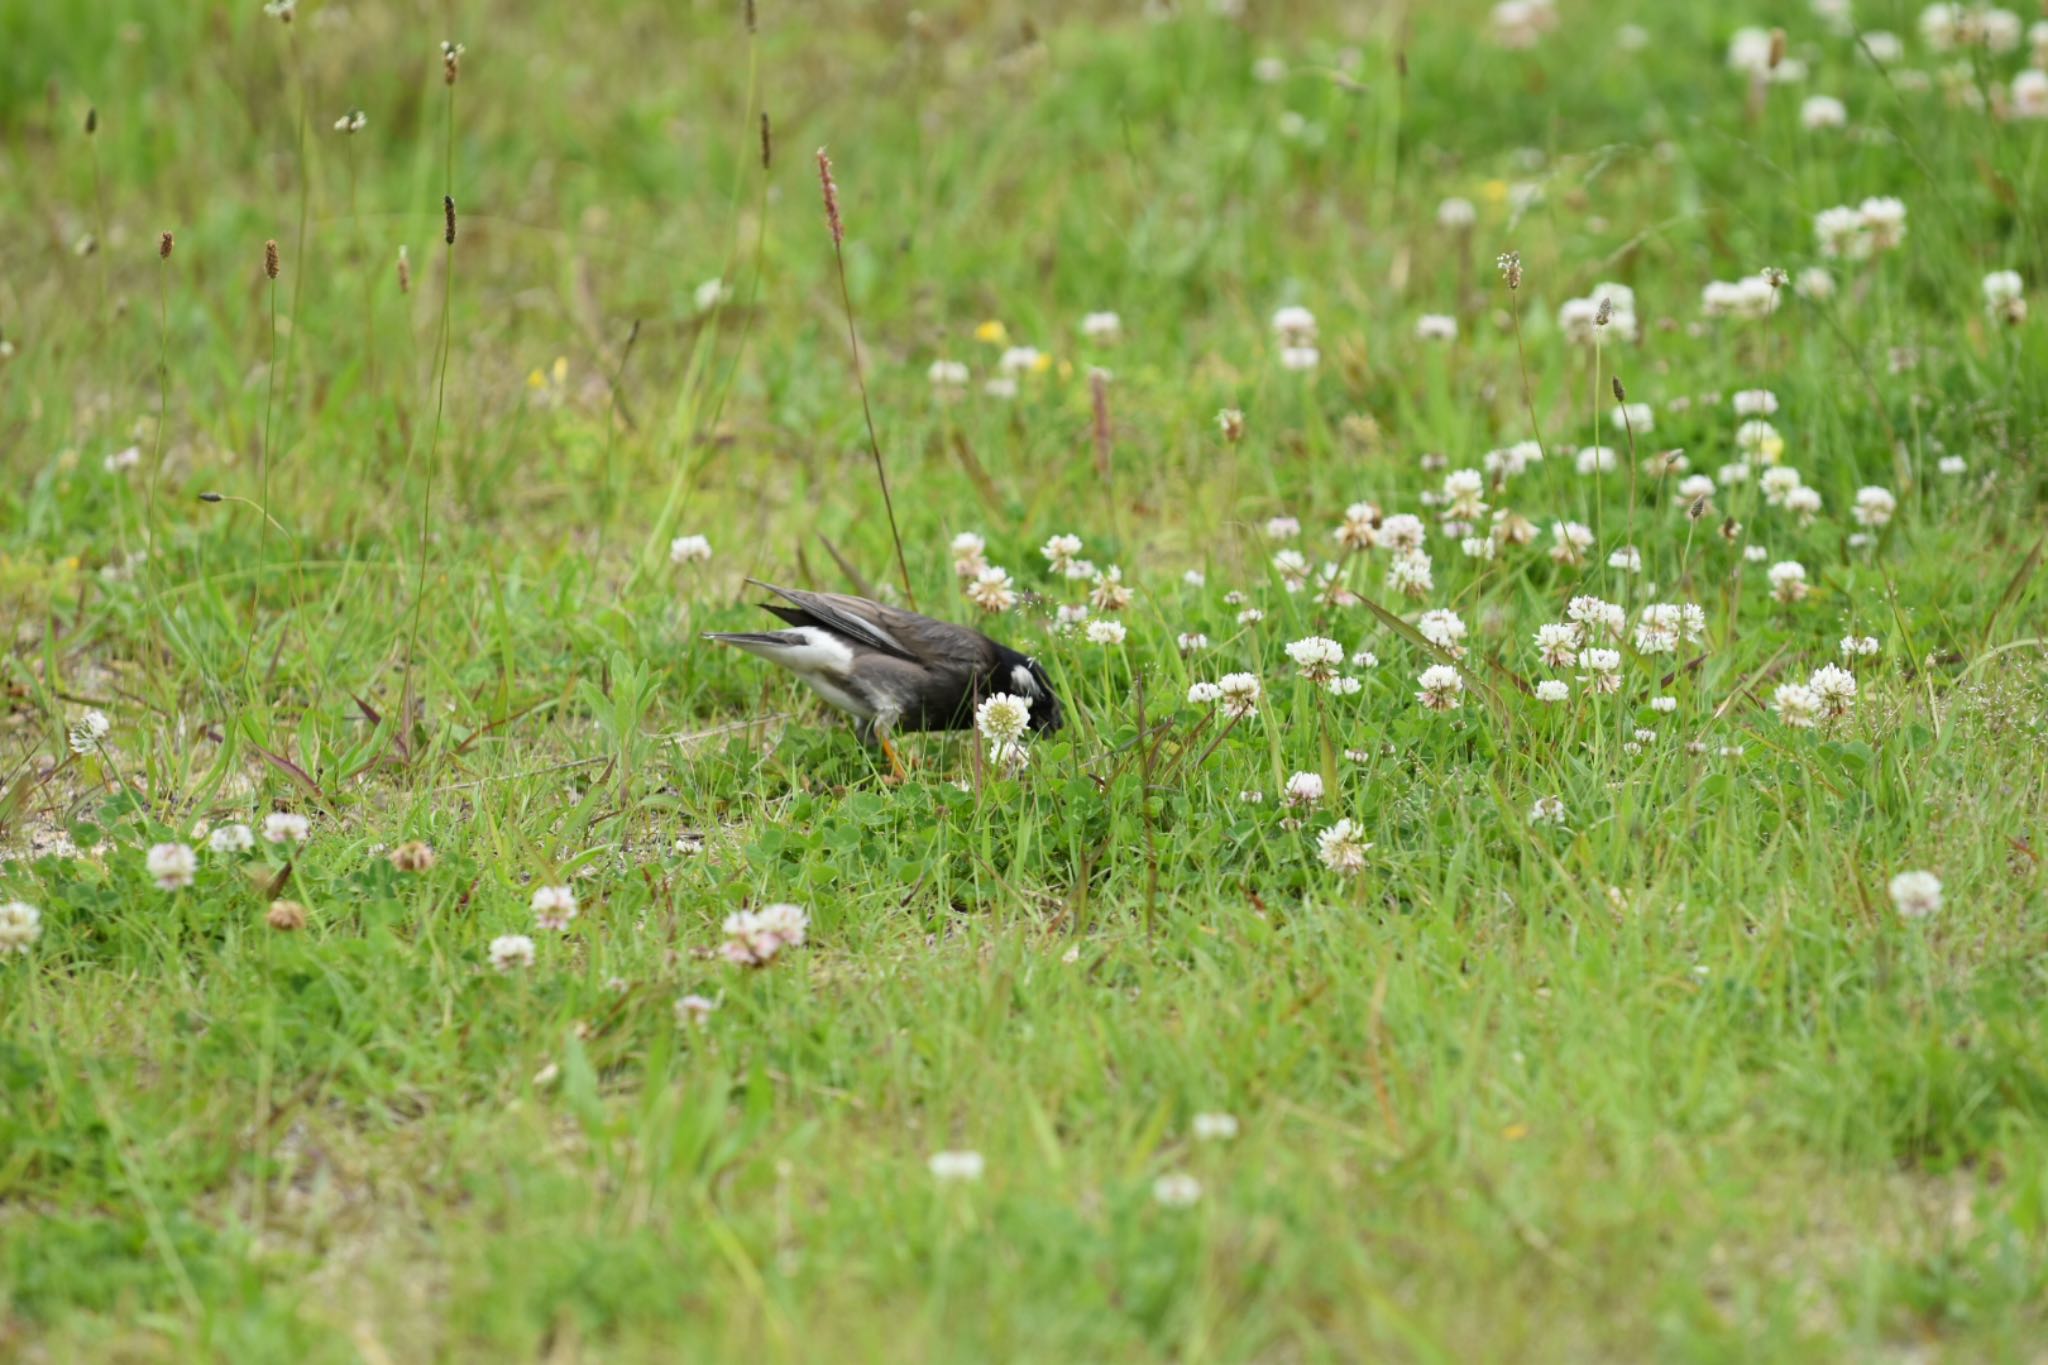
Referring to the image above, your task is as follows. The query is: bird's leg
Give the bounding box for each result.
[878,732,908,784]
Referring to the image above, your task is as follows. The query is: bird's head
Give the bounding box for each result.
[992,647,1064,734]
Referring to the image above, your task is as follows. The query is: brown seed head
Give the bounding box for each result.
[1768,28,1786,69]
[1611,375,1626,403]
[397,246,411,293]
[760,111,773,170]
[441,40,464,85]
[85,107,98,135]
[816,147,843,248]
[1496,251,1522,290]
[388,840,438,873]
[745,0,757,34]
[1687,494,1709,522]
[159,231,174,260]
[264,238,281,279]
[1595,295,1613,327]
[444,195,456,245]
[267,899,308,931]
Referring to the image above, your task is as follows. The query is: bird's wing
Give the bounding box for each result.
[746,580,996,669]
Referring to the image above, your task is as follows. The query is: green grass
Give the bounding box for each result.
[5,0,2048,1358]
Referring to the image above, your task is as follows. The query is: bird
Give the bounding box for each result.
[705,579,1064,779]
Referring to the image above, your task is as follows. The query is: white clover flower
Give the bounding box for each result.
[1801,94,1848,129]
[1610,402,1655,432]
[1784,486,1822,524]
[1607,546,1643,573]
[1815,205,1873,260]
[1767,561,1810,603]
[1040,533,1085,574]
[1286,636,1345,683]
[1887,869,1942,919]
[67,708,110,755]
[1808,664,1858,717]
[1795,267,1835,301]
[1417,609,1467,652]
[1376,514,1426,553]
[1415,313,1458,342]
[1772,682,1822,727]
[1566,596,1625,640]
[102,445,142,473]
[1237,607,1265,625]
[948,532,990,579]
[1271,548,1311,592]
[1326,675,1362,696]
[1744,544,1770,563]
[1442,469,1487,519]
[488,934,536,971]
[1053,603,1090,635]
[1191,1112,1240,1141]
[0,899,41,957]
[1178,632,1209,654]
[1859,196,1908,250]
[1460,535,1496,561]
[976,693,1033,745]
[1080,311,1122,341]
[997,345,1042,375]
[1271,305,1317,344]
[1284,772,1325,807]
[693,277,733,312]
[531,884,579,931]
[1982,269,2026,322]
[1186,681,1224,706]
[1528,795,1567,825]
[1937,455,1967,476]
[262,812,310,846]
[1701,276,1779,320]
[2013,70,2048,120]
[1153,1172,1203,1208]
[966,566,1017,613]
[1416,664,1464,712]
[1549,520,1594,566]
[1761,466,1804,507]
[1280,344,1321,371]
[1580,648,1623,695]
[1085,619,1128,646]
[1351,648,1379,669]
[1436,196,1477,229]
[984,376,1018,399]
[1676,474,1717,510]
[1264,516,1302,542]
[1531,626,1572,671]
[1841,634,1881,657]
[676,993,718,1026]
[1535,679,1570,702]
[1650,695,1678,713]
[1089,565,1133,612]
[1633,604,1684,654]
[928,1149,986,1182]
[1862,30,1906,63]
[334,109,368,134]
[1315,818,1372,874]
[1216,673,1262,719]
[669,534,713,566]
[927,359,970,390]
[1732,389,1779,417]
[208,823,255,855]
[1853,486,1897,527]
[1385,551,1433,598]
[722,903,809,967]
[1333,502,1381,550]
[146,847,197,892]
[1575,446,1618,476]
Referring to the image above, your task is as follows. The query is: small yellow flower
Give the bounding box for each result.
[1481,178,1509,204]
[550,355,568,385]
[525,368,547,389]
[974,319,1008,344]
[1757,432,1786,464]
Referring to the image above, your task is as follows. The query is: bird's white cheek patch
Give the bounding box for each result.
[1011,664,1041,696]
[780,627,856,676]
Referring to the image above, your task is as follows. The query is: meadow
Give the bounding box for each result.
[4,0,2048,1358]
